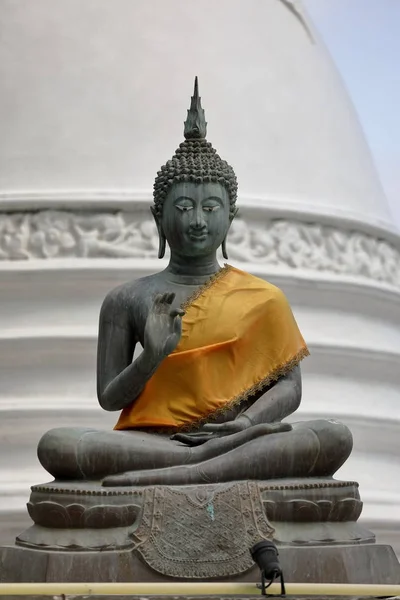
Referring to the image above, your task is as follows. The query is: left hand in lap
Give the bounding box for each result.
[171,418,292,446]
[201,418,250,435]
[171,419,248,446]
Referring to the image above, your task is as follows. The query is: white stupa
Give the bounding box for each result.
[0,0,399,550]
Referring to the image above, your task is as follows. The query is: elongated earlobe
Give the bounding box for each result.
[222,238,228,260]
[222,207,238,259]
[150,206,166,259]
[158,233,166,259]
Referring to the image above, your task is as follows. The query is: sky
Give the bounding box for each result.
[303,0,400,227]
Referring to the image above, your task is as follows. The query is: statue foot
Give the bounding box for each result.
[103,463,210,486]
[103,472,147,487]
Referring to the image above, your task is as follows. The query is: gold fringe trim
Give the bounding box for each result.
[180,263,232,312]
[123,264,234,436]
[177,345,310,433]
[127,266,309,436]
[130,346,309,436]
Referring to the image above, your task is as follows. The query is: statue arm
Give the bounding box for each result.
[178,364,302,444]
[96,291,161,412]
[237,365,302,426]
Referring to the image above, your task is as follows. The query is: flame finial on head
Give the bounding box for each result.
[153,77,237,222]
[184,76,207,139]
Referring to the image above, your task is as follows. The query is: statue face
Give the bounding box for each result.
[161,182,231,257]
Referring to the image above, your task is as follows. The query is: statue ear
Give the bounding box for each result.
[222,238,229,260]
[150,206,166,259]
[222,208,238,260]
[230,207,239,222]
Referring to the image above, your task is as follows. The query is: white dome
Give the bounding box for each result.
[0,0,392,228]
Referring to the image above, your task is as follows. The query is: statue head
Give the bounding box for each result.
[152,77,238,259]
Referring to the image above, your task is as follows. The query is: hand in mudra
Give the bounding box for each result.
[172,419,292,446]
[171,420,248,446]
[145,292,185,360]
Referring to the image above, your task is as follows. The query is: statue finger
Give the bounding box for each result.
[273,422,292,433]
[159,292,171,303]
[172,314,184,336]
[171,432,213,446]
[165,292,176,304]
[163,335,177,356]
[159,292,174,304]
[202,423,225,432]
[152,294,164,313]
[170,308,185,319]
[158,292,175,313]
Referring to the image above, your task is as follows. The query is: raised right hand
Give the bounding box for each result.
[144,292,185,361]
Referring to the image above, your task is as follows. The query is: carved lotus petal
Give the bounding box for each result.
[330,498,363,522]
[187,488,214,507]
[84,504,139,528]
[28,500,70,528]
[316,500,333,521]
[26,502,35,521]
[285,499,321,522]
[65,503,85,527]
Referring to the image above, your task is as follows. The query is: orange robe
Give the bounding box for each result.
[114,265,309,431]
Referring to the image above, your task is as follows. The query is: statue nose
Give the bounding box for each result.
[192,207,207,230]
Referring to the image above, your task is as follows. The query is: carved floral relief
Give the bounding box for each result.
[0,210,399,288]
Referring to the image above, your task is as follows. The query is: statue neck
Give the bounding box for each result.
[164,252,221,284]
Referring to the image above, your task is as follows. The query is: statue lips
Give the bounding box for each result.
[188,231,208,242]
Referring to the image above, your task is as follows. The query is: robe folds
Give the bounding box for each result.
[114,265,309,431]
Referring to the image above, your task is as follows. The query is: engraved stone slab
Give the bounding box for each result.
[132,482,274,579]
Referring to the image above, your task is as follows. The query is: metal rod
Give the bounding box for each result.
[1,582,400,596]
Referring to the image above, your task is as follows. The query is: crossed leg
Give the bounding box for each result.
[103,419,352,486]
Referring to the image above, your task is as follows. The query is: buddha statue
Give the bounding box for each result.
[37,78,353,485]
[4,78,400,586]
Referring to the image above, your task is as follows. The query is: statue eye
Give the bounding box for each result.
[176,205,194,212]
[203,206,219,212]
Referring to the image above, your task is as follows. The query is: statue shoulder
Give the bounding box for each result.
[99,281,137,328]
[99,274,159,328]
[262,280,290,305]
[234,268,290,304]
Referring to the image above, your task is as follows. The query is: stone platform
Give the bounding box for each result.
[1,478,400,584]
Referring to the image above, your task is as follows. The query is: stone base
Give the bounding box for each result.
[2,478,400,584]
[1,543,400,584]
